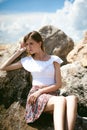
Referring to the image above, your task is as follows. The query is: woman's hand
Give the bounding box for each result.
[18,47,26,54]
[27,89,42,104]
[17,42,26,54]
[20,42,25,48]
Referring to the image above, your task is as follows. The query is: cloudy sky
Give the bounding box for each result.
[0,0,87,44]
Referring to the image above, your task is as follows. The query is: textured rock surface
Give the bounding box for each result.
[0,102,87,130]
[39,25,74,64]
[0,102,54,130]
[60,61,87,117]
[67,31,87,67]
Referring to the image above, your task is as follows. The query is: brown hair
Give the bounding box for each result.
[23,31,44,51]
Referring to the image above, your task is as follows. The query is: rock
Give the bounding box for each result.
[83,31,87,44]
[0,62,32,108]
[0,102,54,130]
[39,25,74,64]
[0,49,32,108]
[67,31,87,67]
[60,61,87,117]
[0,102,87,130]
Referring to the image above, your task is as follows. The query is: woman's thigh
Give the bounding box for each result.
[44,95,66,112]
[44,96,56,112]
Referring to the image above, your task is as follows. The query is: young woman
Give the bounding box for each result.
[0,31,78,130]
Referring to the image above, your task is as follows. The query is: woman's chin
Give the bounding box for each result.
[30,52,34,55]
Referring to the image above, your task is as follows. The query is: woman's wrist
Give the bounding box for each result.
[38,89,43,95]
[16,47,26,55]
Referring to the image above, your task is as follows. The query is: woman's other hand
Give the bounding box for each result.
[27,89,42,104]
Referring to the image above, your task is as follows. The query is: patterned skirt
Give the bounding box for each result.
[25,85,58,123]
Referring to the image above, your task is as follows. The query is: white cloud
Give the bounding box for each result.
[51,0,87,42]
[0,0,87,44]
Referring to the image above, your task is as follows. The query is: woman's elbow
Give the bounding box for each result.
[0,65,4,70]
[0,66,6,71]
[0,65,10,71]
[56,82,62,89]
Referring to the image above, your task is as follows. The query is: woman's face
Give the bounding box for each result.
[25,38,41,55]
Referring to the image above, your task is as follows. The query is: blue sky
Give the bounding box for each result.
[0,0,87,44]
[0,0,70,13]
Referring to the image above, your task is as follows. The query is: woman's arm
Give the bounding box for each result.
[0,47,26,71]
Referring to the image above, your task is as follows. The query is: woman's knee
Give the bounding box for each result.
[54,96,66,106]
[66,95,78,103]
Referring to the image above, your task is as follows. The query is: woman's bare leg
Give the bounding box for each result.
[44,96,66,130]
[65,95,78,130]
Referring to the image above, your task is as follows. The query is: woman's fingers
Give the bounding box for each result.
[33,96,36,103]
[28,95,37,104]
[20,47,26,52]
[20,42,25,48]
[27,90,41,104]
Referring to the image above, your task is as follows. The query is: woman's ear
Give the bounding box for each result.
[39,41,42,48]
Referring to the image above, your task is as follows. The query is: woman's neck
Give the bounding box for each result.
[32,51,49,61]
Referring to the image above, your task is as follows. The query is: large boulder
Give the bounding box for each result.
[0,103,53,130]
[67,31,87,67]
[39,25,74,64]
[60,61,87,117]
[0,44,31,108]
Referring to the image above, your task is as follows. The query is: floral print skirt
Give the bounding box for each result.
[25,85,58,123]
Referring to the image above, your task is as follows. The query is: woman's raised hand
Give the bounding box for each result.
[19,47,26,53]
[18,42,26,54]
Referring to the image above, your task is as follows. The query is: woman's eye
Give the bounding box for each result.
[25,42,33,46]
[26,43,28,46]
[30,42,33,45]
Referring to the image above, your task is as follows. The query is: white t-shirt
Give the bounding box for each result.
[21,55,63,86]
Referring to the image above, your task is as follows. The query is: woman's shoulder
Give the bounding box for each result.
[51,55,63,64]
[21,56,34,72]
[21,56,32,62]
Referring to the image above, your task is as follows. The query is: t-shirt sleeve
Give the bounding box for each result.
[52,55,63,64]
[21,56,32,72]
